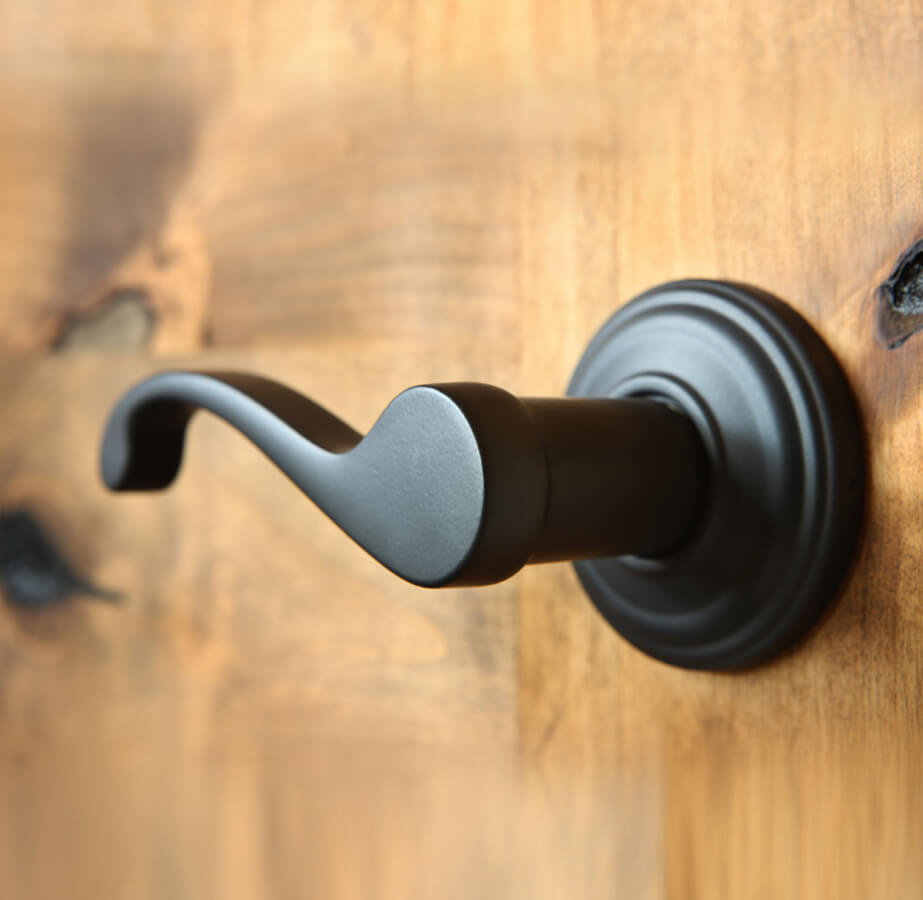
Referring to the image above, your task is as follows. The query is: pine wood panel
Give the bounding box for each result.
[1,1,923,897]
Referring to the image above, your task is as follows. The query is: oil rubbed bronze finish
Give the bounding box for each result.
[101,281,864,669]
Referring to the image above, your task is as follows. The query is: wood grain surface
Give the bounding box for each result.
[1,1,922,897]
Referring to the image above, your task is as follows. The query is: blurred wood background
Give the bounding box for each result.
[1,1,923,897]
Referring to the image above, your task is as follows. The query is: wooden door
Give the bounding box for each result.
[1,2,921,897]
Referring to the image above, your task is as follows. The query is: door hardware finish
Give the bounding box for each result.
[101,281,864,669]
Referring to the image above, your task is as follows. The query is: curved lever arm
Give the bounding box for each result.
[101,371,706,587]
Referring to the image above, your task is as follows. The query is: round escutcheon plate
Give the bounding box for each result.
[567,280,865,669]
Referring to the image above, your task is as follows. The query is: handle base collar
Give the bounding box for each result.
[568,280,865,670]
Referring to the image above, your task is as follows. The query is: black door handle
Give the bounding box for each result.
[101,374,706,587]
[101,281,864,669]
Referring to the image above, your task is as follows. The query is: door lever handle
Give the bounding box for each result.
[101,373,705,587]
[101,281,865,669]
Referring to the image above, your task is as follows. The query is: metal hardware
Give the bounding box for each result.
[101,281,864,669]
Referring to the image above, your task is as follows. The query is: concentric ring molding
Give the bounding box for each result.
[567,280,865,669]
